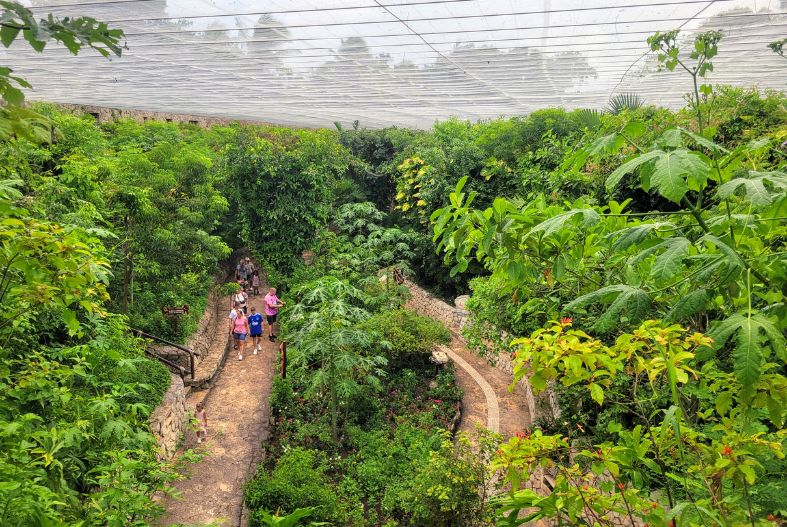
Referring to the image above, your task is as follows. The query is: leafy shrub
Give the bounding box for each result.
[360,309,450,368]
[270,376,295,416]
[391,431,494,527]
[244,448,341,525]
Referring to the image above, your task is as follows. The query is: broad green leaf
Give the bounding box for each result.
[650,237,691,283]
[609,222,675,252]
[699,234,745,271]
[677,127,728,154]
[0,25,21,47]
[589,383,604,405]
[658,129,682,149]
[650,149,708,203]
[605,150,662,191]
[716,170,787,207]
[526,208,600,238]
[565,284,651,333]
[715,391,733,415]
[664,288,709,322]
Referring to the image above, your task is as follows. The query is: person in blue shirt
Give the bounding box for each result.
[248,306,264,355]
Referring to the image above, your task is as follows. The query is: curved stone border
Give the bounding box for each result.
[440,346,500,433]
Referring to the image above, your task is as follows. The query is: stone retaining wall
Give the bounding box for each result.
[149,374,187,460]
[185,284,225,365]
[57,103,270,128]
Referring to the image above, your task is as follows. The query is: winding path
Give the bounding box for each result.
[405,284,532,438]
[158,290,277,527]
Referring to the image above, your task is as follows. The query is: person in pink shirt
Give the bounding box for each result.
[230,307,251,360]
[264,287,284,342]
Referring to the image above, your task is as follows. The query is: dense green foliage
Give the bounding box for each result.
[224,127,351,273]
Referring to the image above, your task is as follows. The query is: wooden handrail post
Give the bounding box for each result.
[280,341,287,379]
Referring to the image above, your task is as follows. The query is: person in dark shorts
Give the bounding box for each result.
[248,306,263,354]
[263,287,284,341]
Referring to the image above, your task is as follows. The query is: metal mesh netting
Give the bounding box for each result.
[5,0,786,128]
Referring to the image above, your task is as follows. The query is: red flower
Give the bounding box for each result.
[433,399,443,404]
[515,430,529,439]
[617,482,625,491]
[767,515,777,522]
[560,317,573,326]
[721,445,733,456]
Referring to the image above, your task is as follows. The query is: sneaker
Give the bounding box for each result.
[233,344,238,350]
[253,348,258,355]
[238,354,243,361]
[268,335,275,342]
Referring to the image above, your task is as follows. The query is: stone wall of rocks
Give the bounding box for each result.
[57,103,270,128]
[186,284,225,365]
[149,374,187,460]
[403,279,471,331]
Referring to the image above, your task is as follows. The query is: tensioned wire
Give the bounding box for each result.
[28,38,773,76]
[12,23,779,61]
[15,21,780,82]
[53,0,751,24]
[16,15,782,55]
[117,10,782,38]
[30,51,778,93]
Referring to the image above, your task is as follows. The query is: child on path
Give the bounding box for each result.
[264,287,284,342]
[251,270,260,296]
[195,402,207,443]
[231,307,251,360]
[248,306,263,354]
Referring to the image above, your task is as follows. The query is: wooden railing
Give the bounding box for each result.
[131,328,198,380]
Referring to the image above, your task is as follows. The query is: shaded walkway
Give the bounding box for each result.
[159,288,277,527]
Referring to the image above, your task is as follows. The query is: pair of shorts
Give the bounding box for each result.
[233,332,247,340]
[250,332,262,338]
[266,314,277,324]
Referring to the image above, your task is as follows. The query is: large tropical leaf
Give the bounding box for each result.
[605,150,663,191]
[629,237,689,267]
[608,222,675,252]
[650,237,691,283]
[698,234,745,271]
[526,208,600,239]
[564,284,651,333]
[648,149,710,203]
[676,127,728,154]
[703,312,785,397]
[664,288,710,323]
[715,170,787,207]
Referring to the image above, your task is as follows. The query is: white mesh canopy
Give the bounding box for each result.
[5,0,786,128]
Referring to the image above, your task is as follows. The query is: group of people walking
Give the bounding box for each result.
[228,257,284,362]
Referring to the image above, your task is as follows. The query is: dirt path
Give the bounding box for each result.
[158,291,277,527]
